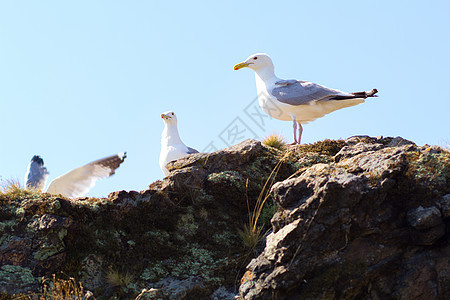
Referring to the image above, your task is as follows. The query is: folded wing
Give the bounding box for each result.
[186,147,199,154]
[271,80,352,106]
[45,152,126,198]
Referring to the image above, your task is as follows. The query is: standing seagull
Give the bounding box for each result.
[234,53,378,144]
[159,111,198,177]
[24,153,127,198]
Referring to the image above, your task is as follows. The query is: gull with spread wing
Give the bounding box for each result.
[24,153,126,198]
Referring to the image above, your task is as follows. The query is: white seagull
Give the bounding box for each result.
[24,153,127,198]
[159,111,198,177]
[234,53,378,144]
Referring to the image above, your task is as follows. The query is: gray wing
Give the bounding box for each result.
[87,152,127,176]
[186,147,199,154]
[24,155,49,191]
[271,80,351,106]
[275,79,298,86]
[46,152,127,198]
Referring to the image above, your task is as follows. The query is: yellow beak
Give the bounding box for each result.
[161,114,169,120]
[233,62,250,70]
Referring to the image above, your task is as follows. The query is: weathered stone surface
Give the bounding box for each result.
[386,136,416,147]
[81,254,104,291]
[134,276,207,300]
[406,205,446,246]
[239,139,450,300]
[211,286,239,300]
[0,139,296,299]
[441,194,450,218]
[0,265,39,295]
[1,137,449,299]
[410,223,446,246]
[407,206,442,229]
[334,142,384,162]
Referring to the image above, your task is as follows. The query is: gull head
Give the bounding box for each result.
[160,111,178,125]
[31,155,45,166]
[233,53,273,71]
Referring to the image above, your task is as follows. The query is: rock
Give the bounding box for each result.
[440,194,450,218]
[84,290,95,299]
[410,223,446,246]
[136,276,211,299]
[37,214,72,231]
[345,135,375,145]
[334,142,384,162]
[407,206,442,230]
[0,139,301,299]
[386,136,416,147]
[0,136,449,299]
[210,286,237,300]
[239,139,450,299]
[0,265,39,295]
[81,254,104,291]
[0,236,34,266]
[406,206,445,245]
[156,276,206,300]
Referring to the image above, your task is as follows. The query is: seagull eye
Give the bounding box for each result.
[253,57,258,60]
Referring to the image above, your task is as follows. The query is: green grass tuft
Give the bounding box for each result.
[238,223,264,250]
[106,268,134,288]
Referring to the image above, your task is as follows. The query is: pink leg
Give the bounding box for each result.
[290,118,298,145]
[297,123,303,144]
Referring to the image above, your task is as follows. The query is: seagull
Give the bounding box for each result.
[234,53,378,144]
[159,111,198,176]
[24,153,127,198]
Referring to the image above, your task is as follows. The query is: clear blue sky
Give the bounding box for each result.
[1,1,449,198]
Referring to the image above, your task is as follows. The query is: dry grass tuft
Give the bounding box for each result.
[239,151,291,250]
[13,275,87,300]
[0,178,42,205]
[40,275,86,299]
[0,178,23,193]
[262,133,287,151]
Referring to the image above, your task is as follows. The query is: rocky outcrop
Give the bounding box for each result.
[240,137,450,299]
[0,136,449,299]
[0,140,300,299]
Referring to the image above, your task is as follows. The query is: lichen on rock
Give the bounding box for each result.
[0,137,449,299]
[0,265,39,295]
[239,137,450,299]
